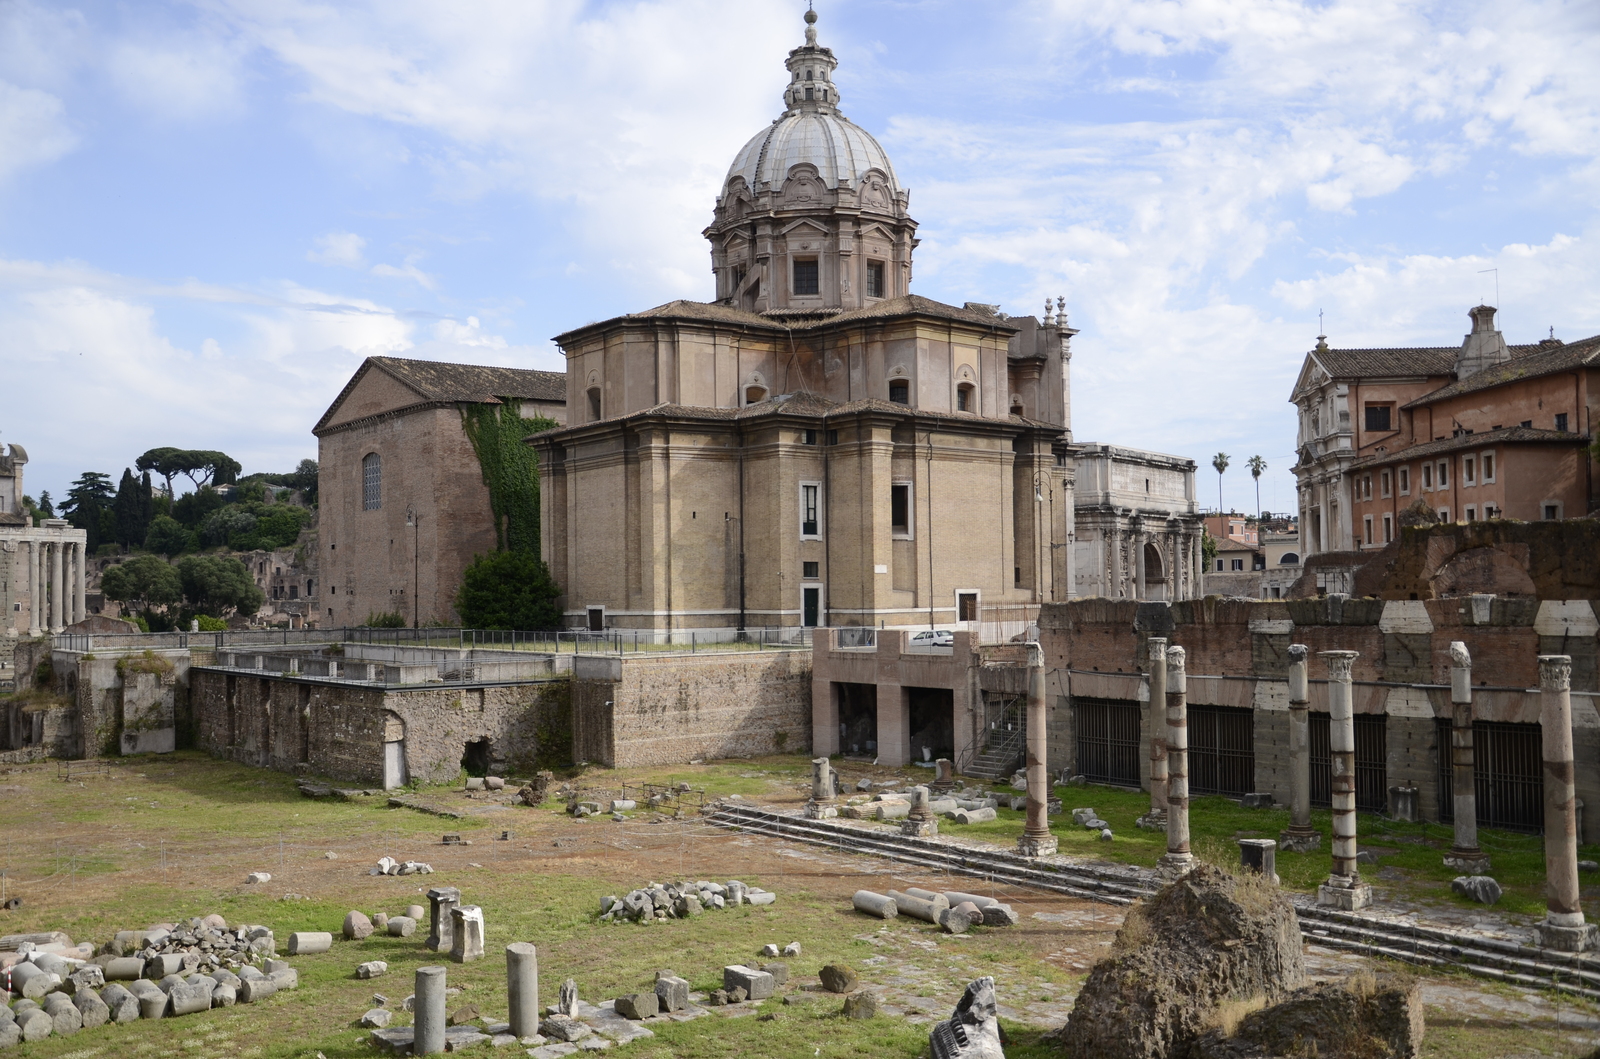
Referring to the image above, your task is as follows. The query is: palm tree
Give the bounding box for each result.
[1211,452,1230,515]
[1246,455,1267,518]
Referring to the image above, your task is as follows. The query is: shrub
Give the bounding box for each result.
[362,611,407,629]
[455,550,561,631]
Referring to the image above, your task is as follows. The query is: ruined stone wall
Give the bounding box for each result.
[191,668,570,786]
[1040,595,1600,838]
[572,650,812,768]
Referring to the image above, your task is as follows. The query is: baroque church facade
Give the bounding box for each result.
[533,10,1202,634]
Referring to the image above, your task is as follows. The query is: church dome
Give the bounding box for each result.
[721,9,900,196]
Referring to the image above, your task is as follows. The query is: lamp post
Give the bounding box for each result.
[406,507,420,629]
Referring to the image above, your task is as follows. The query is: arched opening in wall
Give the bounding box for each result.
[956,383,975,412]
[1143,542,1166,600]
[461,738,492,778]
[1280,553,1300,565]
[745,385,768,405]
[587,388,602,422]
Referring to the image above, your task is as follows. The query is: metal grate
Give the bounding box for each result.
[1435,718,1543,833]
[1189,705,1255,797]
[1073,697,1142,786]
[1309,712,1387,813]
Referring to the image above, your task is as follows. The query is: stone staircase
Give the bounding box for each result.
[960,707,1026,781]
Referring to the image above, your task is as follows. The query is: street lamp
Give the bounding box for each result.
[405,507,420,629]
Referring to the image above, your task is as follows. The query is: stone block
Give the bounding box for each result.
[238,976,279,1003]
[16,1008,52,1041]
[842,991,878,1019]
[819,964,858,994]
[387,915,417,937]
[99,983,141,1023]
[288,931,334,955]
[722,965,775,1000]
[73,985,110,1029]
[1240,793,1274,809]
[357,960,390,979]
[747,891,776,906]
[760,962,789,986]
[42,992,83,1035]
[981,904,1020,927]
[541,1014,591,1042]
[853,891,899,919]
[362,1008,392,1028]
[103,956,145,979]
[450,905,486,963]
[654,975,689,1013]
[615,992,659,1020]
[211,982,236,1007]
[344,910,374,940]
[170,980,214,1016]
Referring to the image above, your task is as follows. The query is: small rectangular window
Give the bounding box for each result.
[867,261,885,298]
[801,483,820,537]
[1382,515,1393,543]
[889,379,909,404]
[1399,467,1409,494]
[1363,515,1373,545]
[1362,475,1372,499]
[802,429,817,445]
[1482,453,1494,481]
[793,258,819,295]
[1216,559,1224,572]
[1365,405,1392,431]
[1463,456,1475,484]
[1465,505,1476,521]
[827,429,839,445]
[1380,471,1391,497]
[1545,504,1560,520]
[1484,504,1496,519]
[802,561,820,579]
[957,592,978,622]
[1231,558,1244,571]
[1437,460,1448,487]
[1521,419,1533,428]
[891,482,911,536]
[1422,463,1432,489]
[1556,413,1569,432]
[362,453,382,511]
[1438,507,1451,521]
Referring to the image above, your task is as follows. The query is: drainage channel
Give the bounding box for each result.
[707,804,1600,1003]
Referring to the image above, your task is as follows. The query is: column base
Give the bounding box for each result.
[1016,832,1057,857]
[1157,852,1196,878]
[1316,877,1373,911]
[1135,810,1167,831]
[1443,849,1491,873]
[1278,829,1322,854]
[901,817,938,838]
[803,801,837,820]
[1533,920,1598,953]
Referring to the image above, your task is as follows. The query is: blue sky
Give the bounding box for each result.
[4,0,1598,519]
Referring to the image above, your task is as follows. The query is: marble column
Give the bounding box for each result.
[1017,642,1057,857]
[506,943,539,1039]
[51,541,65,631]
[1159,645,1194,875]
[1316,650,1371,910]
[1444,641,1490,872]
[1533,655,1597,951]
[1279,644,1320,852]
[414,965,447,1055]
[27,541,41,636]
[73,542,86,623]
[1137,637,1168,830]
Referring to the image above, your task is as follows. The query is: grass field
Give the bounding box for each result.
[1,751,1598,1057]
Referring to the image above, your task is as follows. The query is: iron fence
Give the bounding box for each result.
[1189,705,1255,797]
[1435,718,1544,833]
[1310,712,1388,813]
[1072,697,1142,786]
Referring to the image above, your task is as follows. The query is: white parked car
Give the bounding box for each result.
[909,629,955,647]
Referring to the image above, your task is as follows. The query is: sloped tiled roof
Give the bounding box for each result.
[1311,346,1461,378]
[1348,426,1587,470]
[1403,334,1600,408]
[314,356,566,435]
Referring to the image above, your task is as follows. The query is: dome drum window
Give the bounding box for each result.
[793,258,819,296]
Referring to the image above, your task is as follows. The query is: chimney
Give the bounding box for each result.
[1455,304,1510,379]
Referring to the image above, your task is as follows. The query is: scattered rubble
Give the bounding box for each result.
[599,880,775,923]
[369,856,435,876]
[1190,973,1424,1058]
[929,977,1005,1059]
[1451,875,1502,905]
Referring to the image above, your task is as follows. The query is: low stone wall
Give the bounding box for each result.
[190,668,570,786]
[572,650,812,768]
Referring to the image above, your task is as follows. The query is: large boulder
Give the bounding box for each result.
[1054,864,1305,1059]
[1189,973,1424,1058]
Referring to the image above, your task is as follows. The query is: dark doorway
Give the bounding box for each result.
[837,683,877,757]
[907,687,955,763]
[1074,697,1141,786]
[461,738,492,777]
[1435,718,1543,833]
[1189,705,1255,797]
[1311,712,1388,813]
[802,587,821,627]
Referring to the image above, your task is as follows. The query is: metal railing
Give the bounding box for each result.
[956,694,1026,778]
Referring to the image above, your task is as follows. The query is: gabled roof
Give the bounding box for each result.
[1347,426,1587,470]
[554,294,1022,345]
[1310,346,1461,379]
[314,356,566,435]
[1402,334,1600,408]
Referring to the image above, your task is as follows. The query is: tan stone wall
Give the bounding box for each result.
[570,650,812,768]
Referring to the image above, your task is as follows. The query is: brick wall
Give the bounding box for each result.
[572,650,812,768]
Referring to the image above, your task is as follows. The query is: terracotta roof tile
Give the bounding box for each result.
[1311,346,1460,378]
[1402,334,1600,408]
[555,295,1024,343]
[367,356,566,403]
[1348,426,1587,470]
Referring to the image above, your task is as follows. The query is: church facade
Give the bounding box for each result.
[532,10,1201,634]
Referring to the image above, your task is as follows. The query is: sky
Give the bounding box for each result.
[4,0,1599,519]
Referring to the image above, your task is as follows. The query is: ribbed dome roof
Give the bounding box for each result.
[726,111,899,193]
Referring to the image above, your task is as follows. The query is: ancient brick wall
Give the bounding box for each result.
[572,650,812,768]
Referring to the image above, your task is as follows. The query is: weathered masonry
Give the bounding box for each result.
[1040,596,1600,840]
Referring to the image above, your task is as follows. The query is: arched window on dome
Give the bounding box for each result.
[1279,552,1300,565]
[889,380,909,405]
[587,388,601,422]
[957,383,975,412]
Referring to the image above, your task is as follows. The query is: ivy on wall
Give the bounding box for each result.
[461,400,557,554]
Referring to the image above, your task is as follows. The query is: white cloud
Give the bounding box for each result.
[0,81,76,179]
[370,253,436,290]
[106,37,246,121]
[307,231,367,267]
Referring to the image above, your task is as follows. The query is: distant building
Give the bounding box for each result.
[1,442,88,638]
[1203,513,1257,545]
[1259,530,1302,599]
[315,356,566,627]
[1291,306,1599,558]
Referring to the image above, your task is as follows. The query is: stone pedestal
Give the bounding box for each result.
[1534,917,1600,953]
[931,757,955,793]
[902,785,939,838]
[1388,785,1419,823]
[449,906,485,963]
[1278,830,1322,854]
[803,800,838,819]
[1443,848,1492,873]
[1316,875,1373,911]
[426,887,460,953]
[811,757,836,803]
[1238,838,1280,886]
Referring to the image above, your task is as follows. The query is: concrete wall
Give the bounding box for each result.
[571,650,812,768]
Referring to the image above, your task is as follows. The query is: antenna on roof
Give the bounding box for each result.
[1318,308,1323,333]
